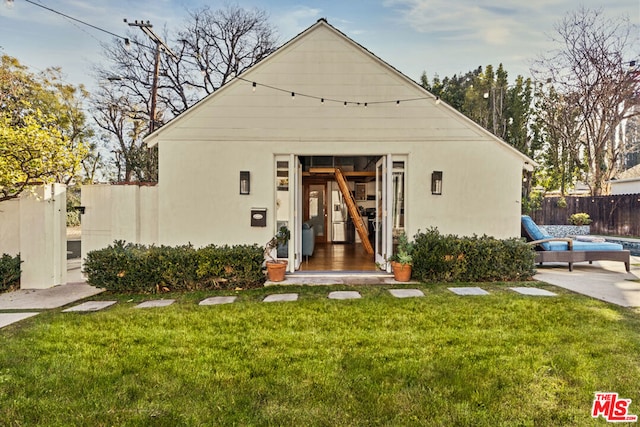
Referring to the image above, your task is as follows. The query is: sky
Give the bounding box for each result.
[1,0,638,92]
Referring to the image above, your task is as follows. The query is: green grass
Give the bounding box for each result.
[1,283,639,426]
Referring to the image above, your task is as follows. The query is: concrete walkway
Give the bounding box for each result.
[533,256,640,308]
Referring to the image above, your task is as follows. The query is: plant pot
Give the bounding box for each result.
[391,261,412,282]
[266,261,288,282]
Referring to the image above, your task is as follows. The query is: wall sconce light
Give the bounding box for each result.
[431,171,443,195]
[240,171,250,195]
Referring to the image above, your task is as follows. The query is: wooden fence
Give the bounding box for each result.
[531,194,640,237]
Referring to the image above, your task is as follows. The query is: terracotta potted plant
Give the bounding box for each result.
[264,226,290,282]
[390,231,413,282]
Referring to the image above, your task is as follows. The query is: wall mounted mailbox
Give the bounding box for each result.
[251,208,267,227]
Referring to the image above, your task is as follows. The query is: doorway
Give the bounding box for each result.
[279,155,404,273]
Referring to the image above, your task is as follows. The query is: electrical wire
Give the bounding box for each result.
[23,0,127,43]
[14,0,439,107]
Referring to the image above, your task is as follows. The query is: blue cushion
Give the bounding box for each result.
[521,215,552,241]
[302,223,311,230]
[546,241,624,252]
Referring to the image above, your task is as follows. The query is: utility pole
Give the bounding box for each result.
[124,19,177,133]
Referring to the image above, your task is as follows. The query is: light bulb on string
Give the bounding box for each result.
[252,82,256,92]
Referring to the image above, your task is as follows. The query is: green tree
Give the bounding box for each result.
[0,55,90,201]
[421,64,535,156]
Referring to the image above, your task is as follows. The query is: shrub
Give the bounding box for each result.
[84,241,264,293]
[412,228,536,283]
[196,244,265,288]
[556,197,567,208]
[0,253,21,293]
[568,212,592,226]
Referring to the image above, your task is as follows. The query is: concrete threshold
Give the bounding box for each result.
[266,271,415,286]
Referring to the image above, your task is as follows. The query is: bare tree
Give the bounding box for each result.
[532,6,640,195]
[92,4,277,182]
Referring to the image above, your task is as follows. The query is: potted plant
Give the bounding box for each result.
[390,231,413,282]
[264,225,290,282]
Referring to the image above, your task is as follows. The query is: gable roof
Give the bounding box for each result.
[612,164,640,182]
[144,19,535,168]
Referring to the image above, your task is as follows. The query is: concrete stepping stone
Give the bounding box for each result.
[0,312,39,329]
[328,291,362,300]
[510,287,557,297]
[199,296,237,306]
[134,299,175,309]
[389,289,424,298]
[263,293,298,302]
[63,301,117,312]
[448,287,490,296]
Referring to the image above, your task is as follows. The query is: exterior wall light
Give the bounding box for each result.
[431,171,443,195]
[240,171,250,195]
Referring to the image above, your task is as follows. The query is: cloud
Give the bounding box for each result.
[274,6,323,39]
[380,0,576,46]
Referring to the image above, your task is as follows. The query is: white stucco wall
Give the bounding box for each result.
[147,21,530,249]
[81,184,158,260]
[0,184,67,289]
[0,198,21,256]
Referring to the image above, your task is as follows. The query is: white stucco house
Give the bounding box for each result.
[610,164,640,195]
[83,19,534,273]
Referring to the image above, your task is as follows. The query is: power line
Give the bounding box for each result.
[21,0,128,43]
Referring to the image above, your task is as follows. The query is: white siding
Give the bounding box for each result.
[149,22,529,247]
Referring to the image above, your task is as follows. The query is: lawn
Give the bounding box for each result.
[0,283,639,426]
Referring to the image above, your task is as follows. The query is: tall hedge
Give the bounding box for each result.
[84,241,265,293]
[412,228,536,282]
[0,253,21,293]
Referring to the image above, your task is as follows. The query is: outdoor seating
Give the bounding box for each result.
[302,223,315,261]
[521,215,630,272]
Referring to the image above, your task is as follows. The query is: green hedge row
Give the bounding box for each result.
[84,241,265,293]
[412,228,536,282]
[0,253,21,293]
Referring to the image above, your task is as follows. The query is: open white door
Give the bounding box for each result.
[375,155,393,271]
[289,155,302,271]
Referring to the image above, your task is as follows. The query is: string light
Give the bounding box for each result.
[241,76,435,107]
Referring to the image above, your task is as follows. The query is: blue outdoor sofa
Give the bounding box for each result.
[521,215,630,272]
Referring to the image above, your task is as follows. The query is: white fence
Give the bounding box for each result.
[81,184,158,262]
[0,184,67,289]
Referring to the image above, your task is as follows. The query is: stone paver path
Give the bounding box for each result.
[134,299,175,309]
[328,291,361,300]
[63,301,117,312]
[200,296,237,306]
[263,293,298,302]
[1,285,563,329]
[389,289,424,298]
[448,287,490,296]
[0,312,39,328]
[510,287,557,297]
